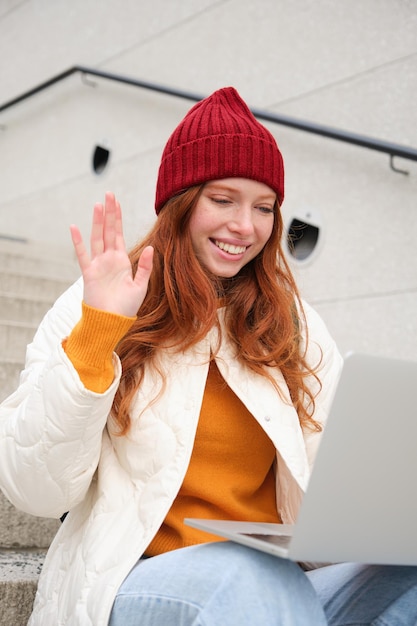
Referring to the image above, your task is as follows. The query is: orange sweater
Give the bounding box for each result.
[63,304,281,554]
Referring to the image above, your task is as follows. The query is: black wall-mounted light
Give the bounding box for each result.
[286,208,322,263]
[92,144,110,174]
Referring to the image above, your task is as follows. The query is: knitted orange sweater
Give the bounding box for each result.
[63,303,281,554]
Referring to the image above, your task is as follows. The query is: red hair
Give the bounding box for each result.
[112,186,321,435]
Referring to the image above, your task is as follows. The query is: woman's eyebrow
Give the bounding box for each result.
[205,184,275,202]
[205,183,237,193]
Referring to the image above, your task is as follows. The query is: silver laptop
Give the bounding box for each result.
[185,352,417,566]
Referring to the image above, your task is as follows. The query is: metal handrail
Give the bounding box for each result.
[1,65,416,174]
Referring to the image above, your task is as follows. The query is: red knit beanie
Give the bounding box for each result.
[154,87,284,214]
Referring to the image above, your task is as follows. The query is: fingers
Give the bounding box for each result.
[90,203,105,258]
[103,192,117,252]
[72,192,126,270]
[114,199,126,251]
[90,192,125,259]
[133,246,154,286]
[70,224,90,273]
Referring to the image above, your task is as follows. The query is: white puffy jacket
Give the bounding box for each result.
[0,278,343,625]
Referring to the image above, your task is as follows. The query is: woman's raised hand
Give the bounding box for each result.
[70,192,154,317]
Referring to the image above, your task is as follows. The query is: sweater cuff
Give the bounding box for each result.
[62,302,136,393]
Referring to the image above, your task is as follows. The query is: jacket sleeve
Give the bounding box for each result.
[0,278,122,519]
[300,300,344,471]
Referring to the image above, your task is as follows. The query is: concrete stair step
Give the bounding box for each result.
[0,292,54,324]
[0,493,60,550]
[0,550,45,626]
[0,360,22,402]
[0,271,75,299]
[0,238,79,281]
[0,322,37,363]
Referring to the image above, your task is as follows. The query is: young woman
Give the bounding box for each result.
[1,87,416,625]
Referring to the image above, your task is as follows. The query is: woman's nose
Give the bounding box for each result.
[229,207,254,235]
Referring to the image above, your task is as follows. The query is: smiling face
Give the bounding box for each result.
[188,178,276,278]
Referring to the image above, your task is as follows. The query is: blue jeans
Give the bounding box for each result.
[108,542,417,625]
[308,562,417,625]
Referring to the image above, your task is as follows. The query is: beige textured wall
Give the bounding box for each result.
[0,0,416,360]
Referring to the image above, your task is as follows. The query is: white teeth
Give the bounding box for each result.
[215,240,247,255]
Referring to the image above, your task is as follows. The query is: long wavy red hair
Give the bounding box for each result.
[112,185,321,435]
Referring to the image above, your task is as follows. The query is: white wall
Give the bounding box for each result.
[1,0,416,360]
